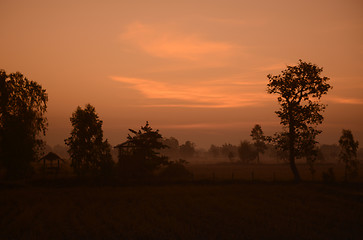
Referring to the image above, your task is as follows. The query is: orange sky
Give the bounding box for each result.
[1,0,362,149]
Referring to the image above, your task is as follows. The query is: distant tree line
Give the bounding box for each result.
[207,124,266,164]
[64,105,192,180]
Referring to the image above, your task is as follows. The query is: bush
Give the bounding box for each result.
[159,159,193,181]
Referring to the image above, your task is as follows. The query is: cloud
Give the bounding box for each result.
[327,97,363,105]
[162,121,279,130]
[120,22,237,62]
[110,76,270,108]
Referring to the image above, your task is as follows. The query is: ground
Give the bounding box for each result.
[1,180,362,240]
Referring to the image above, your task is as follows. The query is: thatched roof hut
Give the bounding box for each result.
[40,152,64,170]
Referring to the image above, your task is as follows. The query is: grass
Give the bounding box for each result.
[187,163,362,182]
[1,181,362,240]
[1,163,362,239]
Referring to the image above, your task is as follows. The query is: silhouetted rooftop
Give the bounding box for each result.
[40,152,64,162]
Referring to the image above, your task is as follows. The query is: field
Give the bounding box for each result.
[1,164,363,239]
[187,163,363,182]
[1,183,362,239]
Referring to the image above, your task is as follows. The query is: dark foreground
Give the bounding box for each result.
[1,182,362,240]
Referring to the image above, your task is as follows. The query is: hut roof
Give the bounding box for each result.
[114,141,135,149]
[40,152,64,162]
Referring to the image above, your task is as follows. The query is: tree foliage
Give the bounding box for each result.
[339,129,359,181]
[250,124,266,163]
[65,104,113,176]
[161,136,180,160]
[0,70,48,178]
[238,141,257,164]
[221,143,237,162]
[267,60,331,182]
[121,121,168,176]
[208,144,220,158]
[180,141,196,159]
[300,128,320,179]
[159,159,192,181]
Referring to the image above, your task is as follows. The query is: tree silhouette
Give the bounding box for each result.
[267,60,331,182]
[208,144,220,158]
[159,159,192,181]
[65,104,113,176]
[221,143,237,162]
[0,70,48,178]
[250,124,266,164]
[119,121,168,177]
[339,129,359,181]
[180,141,196,159]
[300,129,319,180]
[238,141,257,164]
[161,136,180,160]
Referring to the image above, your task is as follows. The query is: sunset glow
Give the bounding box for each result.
[110,76,269,108]
[120,22,237,62]
[1,0,362,148]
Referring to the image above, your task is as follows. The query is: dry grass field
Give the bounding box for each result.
[32,159,363,183]
[1,173,363,239]
[1,163,362,239]
[187,163,363,182]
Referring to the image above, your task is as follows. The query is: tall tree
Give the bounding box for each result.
[339,129,359,181]
[250,124,266,163]
[0,70,48,178]
[65,104,113,176]
[267,60,331,182]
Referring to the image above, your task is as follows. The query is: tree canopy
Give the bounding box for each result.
[250,124,266,163]
[339,129,359,181]
[180,141,196,159]
[161,137,180,160]
[238,141,257,164]
[267,60,331,182]
[0,70,48,178]
[65,104,113,176]
[118,121,168,177]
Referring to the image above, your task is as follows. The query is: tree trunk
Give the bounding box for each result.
[0,73,8,162]
[289,154,300,182]
[289,124,301,182]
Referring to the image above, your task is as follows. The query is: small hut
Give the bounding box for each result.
[114,141,136,167]
[40,152,64,172]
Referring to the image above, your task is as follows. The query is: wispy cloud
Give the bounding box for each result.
[120,22,237,63]
[162,121,279,130]
[327,97,363,105]
[110,76,270,108]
